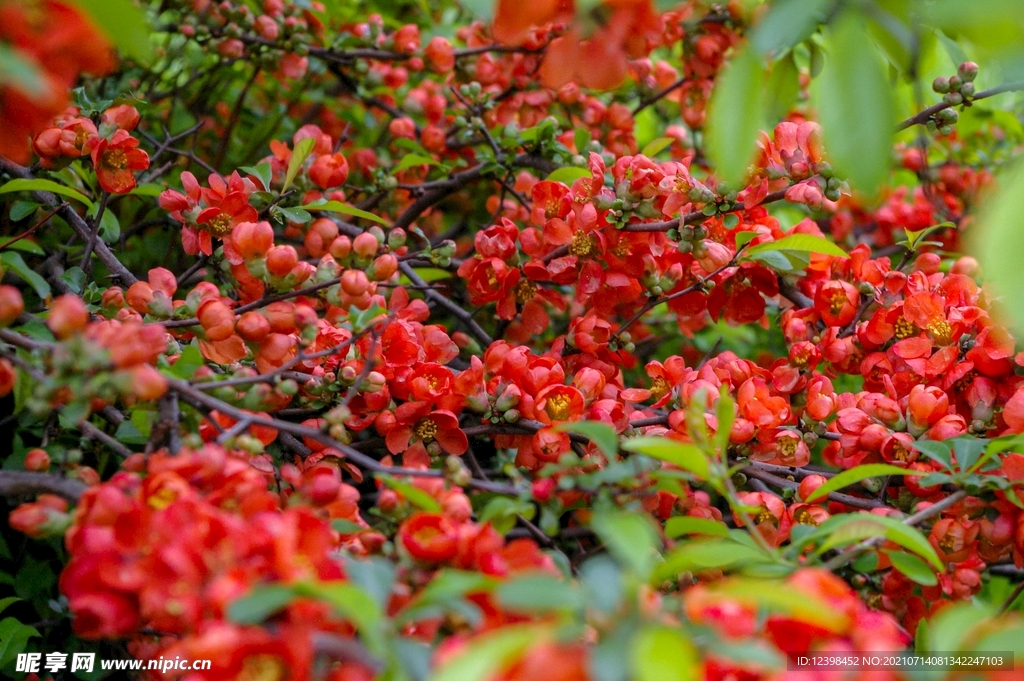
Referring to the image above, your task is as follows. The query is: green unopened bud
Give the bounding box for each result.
[943,92,963,106]
[959,82,975,98]
[932,77,950,94]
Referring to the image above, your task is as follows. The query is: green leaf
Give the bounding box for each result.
[0,598,20,617]
[1,252,50,299]
[975,159,1024,334]
[744,234,848,259]
[479,497,535,534]
[283,137,316,192]
[622,436,710,480]
[697,578,848,631]
[87,202,120,242]
[814,514,943,570]
[952,438,987,473]
[811,10,897,197]
[495,573,581,613]
[574,128,592,153]
[715,393,735,456]
[545,167,592,184]
[294,581,380,634]
[0,44,47,99]
[579,555,623,614]
[554,421,618,458]
[129,182,165,198]
[0,178,93,209]
[302,199,389,225]
[803,464,928,503]
[170,344,204,379]
[664,516,730,539]
[400,570,497,624]
[240,163,273,190]
[277,206,312,224]
[0,617,39,670]
[748,0,832,58]
[910,440,954,471]
[630,626,699,681]
[427,624,547,681]
[656,539,771,580]
[734,231,759,250]
[377,474,442,512]
[640,137,674,157]
[59,266,87,294]
[764,52,801,123]
[457,0,494,22]
[331,519,364,534]
[226,584,295,624]
[8,201,40,223]
[69,0,154,64]
[706,45,767,187]
[412,267,452,282]
[884,550,938,586]
[591,510,660,578]
[393,153,441,173]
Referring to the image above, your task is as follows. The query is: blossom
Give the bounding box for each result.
[91,129,149,193]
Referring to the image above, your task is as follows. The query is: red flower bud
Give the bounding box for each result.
[0,285,25,327]
[24,449,51,472]
[352,232,379,259]
[48,295,89,339]
[266,245,298,277]
[309,153,349,189]
[234,221,275,260]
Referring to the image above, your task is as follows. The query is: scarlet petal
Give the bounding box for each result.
[1003,388,1024,433]
[435,427,468,456]
[893,337,933,359]
[386,426,413,454]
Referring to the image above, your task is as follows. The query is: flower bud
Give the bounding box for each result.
[0,285,24,327]
[341,269,370,296]
[266,245,299,277]
[368,253,398,281]
[352,232,379,259]
[958,61,979,82]
[234,221,275,260]
[24,448,51,472]
[235,311,271,342]
[48,295,89,339]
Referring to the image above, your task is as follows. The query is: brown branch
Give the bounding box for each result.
[895,80,1024,132]
[0,158,138,285]
[0,470,87,502]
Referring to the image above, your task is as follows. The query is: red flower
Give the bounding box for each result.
[814,280,859,327]
[194,172,260,261]
[535,384,586,425]
[91,129,149,193]
[398,512,459,563]
[385,402,467,456]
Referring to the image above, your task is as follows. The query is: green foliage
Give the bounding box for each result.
[303,199,392,225]
[69,0,154,64]
[706,45,767,187]
[803,464,929,503]
[0,178,93,208]
[811,10,897,198]
[622,437,710,480]
[974,159,1024,333]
